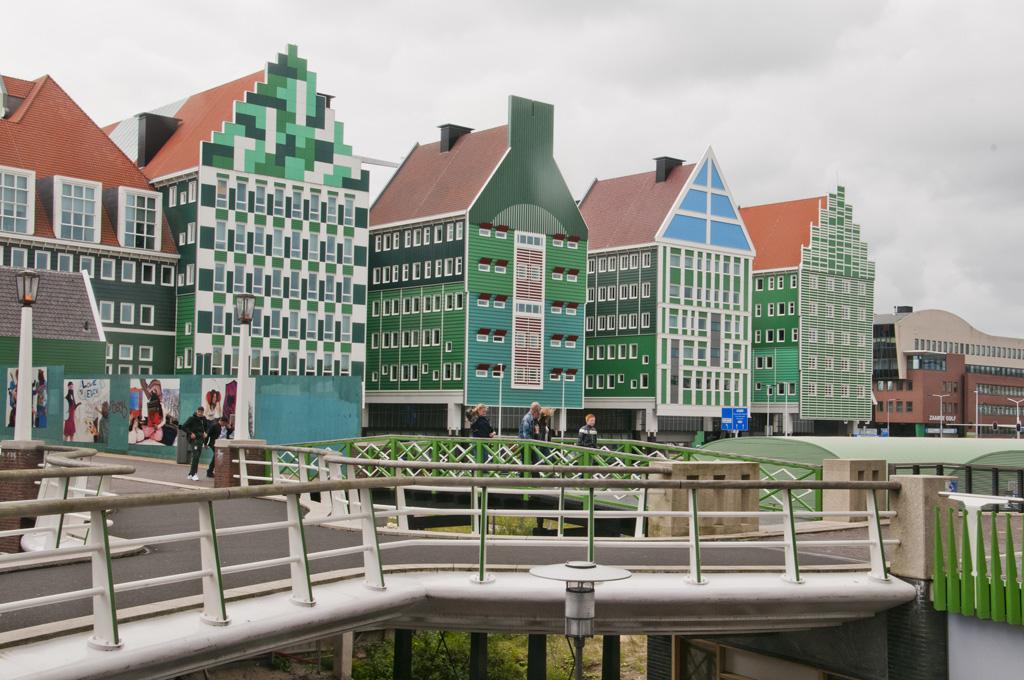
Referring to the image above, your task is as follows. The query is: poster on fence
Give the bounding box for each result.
[6,367,47,430]
[127,378,180,446]
[62,378,110,443]
[200,378,236,421]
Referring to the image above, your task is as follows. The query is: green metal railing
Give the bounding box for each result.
[297,435,824,512]
[933,507,1024,624]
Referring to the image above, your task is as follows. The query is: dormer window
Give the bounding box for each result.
[54,176,101,243]
[118,187,162,251]
[0,166,34,234]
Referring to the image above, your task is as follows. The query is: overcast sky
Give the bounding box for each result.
[6,1,1023,334]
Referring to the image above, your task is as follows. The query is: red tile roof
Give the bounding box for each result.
[0,75,176,254]
[370,125,508,226]
[129,71,264,180]
[739,196,825,270]
[578,163,694,250]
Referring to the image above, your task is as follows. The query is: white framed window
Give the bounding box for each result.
[254,184,267,213]
[121,260,136,282]
[118,344,133,360]
[187,222,196,244]
[214,263,226,292]
[160,265,174,286]
[99,301,114,323]
[119,188,161,250]
[187,180,197,203]
[53,176,101,243]
[119,303,134,325]
[8,247,26,268]
[139,346,154,362]
[140,304,155,326]
[100,258,116,281]
[0,166,34,234]
[55,252,73,272]
[138,262,155,284]
[34,250,50,270]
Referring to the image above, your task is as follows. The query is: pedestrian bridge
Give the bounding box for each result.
[0,439,916,679]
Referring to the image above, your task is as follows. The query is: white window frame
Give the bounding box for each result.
[52,176,102,243]
[139,304,155,327]
[121,260,136,283]
[0,166,36,235]
[119,302,134,325]
[117,186,163,251]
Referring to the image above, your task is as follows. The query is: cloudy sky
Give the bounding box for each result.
[6,1,1022,334]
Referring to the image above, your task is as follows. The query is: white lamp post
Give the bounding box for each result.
[530,561,631,680]
[1008,398,1024,440]
[495,363,504,437]
[974,388,980,438]
[932,393,950,439]
[14,271,39,442]
[233,294,256,440]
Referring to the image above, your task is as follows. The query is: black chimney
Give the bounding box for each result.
[439,124,473,153]
[655,156,684,183]
[136,112,180,167]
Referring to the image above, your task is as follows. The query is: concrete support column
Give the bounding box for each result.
[469,632,487,680]
[213,439,269,488]
[332,631,353,680]
[360,403,369,437]
[646,408,658,442]
[392,629,413,680]
[447,402,462,436]
[888,474,957,580]
[601,635,621,680]
[527,634,547,680]
[822,459,888,522]
[0,440,44,552]
[648,461,759,536]
[783,412,794,436]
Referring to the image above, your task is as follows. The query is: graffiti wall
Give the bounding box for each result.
[5,367,48,430]
[62,378,110,444]
[127,378,181,447]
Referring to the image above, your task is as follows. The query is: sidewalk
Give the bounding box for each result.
[95,451,217,493]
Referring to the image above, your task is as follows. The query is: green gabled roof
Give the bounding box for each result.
[703,436,1024,467]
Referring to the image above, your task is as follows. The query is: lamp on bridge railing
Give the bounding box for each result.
[531,561,631,680]
[13,270,40,442]
[233,293,256,440]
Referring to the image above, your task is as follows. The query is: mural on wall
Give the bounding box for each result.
[63,379,111,444]
[201,378,236,422]
[128,378,181,446]
[6,367,47,430]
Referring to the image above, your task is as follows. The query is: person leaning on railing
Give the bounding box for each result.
[468,404,495,438]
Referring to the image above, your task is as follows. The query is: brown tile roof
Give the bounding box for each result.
[0,268,102,342]
[739,196,825,270]
[578,163,694,250]
[370,125,508,226]
[0,75,177,254]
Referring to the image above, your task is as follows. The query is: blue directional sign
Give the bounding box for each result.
[721,407,749,432]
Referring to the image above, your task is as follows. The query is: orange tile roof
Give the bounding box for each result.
[0,74,177,254]
[131,71,264,180]
[370,126,508,226]
[739,196,825,270]
[578,163,694,250]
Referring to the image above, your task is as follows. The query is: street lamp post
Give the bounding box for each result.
[974,388,980,438]
[932,393,950,439]
[496,364,504,437]
[1008,398,1024,440]
[233,294,256,440]
[13,271,39,442]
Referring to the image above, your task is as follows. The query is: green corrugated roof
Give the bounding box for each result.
[703,436,1024,467]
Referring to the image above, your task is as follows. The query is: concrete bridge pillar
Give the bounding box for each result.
[647,461,759,536]
[392,629,413,680]
[527,634,546,680]
[0,440,44,552]
[469,632,487,680]
[822,459,888,522]
[602,635,621,680]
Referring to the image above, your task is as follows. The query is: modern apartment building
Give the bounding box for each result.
[105,46,368,377]
[741,187,875,435]
[873,307,1024,437]
[579,151,754,441]
[0,72,178,374]
[366,96,588,434]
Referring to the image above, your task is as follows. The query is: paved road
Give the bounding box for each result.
[0,455,871,633]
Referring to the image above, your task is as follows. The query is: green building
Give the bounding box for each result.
[105,46,368,378]
[366,96,587,434]
[578,151,754,441]
[0,73,178,374]
[741,187,875,435]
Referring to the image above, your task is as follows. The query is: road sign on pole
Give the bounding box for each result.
[721,407,749,432]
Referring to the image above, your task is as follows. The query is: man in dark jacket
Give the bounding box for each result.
[205,417,233,478]
[182,406,208,480]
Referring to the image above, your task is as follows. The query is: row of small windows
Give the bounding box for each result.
[977,383,1024,398]
[214,177,355,227]
[670,373,744,394]
[370,292,465,317]
[667,285,742,306]
[98,301,155,327]
[245,309,352,343]
[212,264,353,304]
[877,400,914,413]
[106,343,155,364]
[753,328,797,344]
[805,356,869,372]
[370,329,448,350]
[755,382,797,395]
[588,282,651,303]
[805,274,869,296]
[372,258,462,285]
[875,380,914,392]
[803,384,870,398]
[212,221,354,264]
[665,312,744,338]
[371,362,463,383]
[804,302,867,322]
[180,348,352,376]
[1,166,162,250]
[375,222,464,252]
[803,328,869,347]
[588,251,651,273]
[915,338,1024,360]
[586,373,649,390]
[585,342,649,363]
[667,252,743,276]
[3,247,175,285]
[586,313,652,332]
[671,343,745,367]
[754,301,796,318]
[165,181,197,207]
[754,274,798,291]
[966,365,1024,379]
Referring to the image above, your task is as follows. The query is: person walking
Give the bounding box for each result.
[576,413,599,448]
[519,402,541,439]
[205,416,233,478]
[469,404,495,438]
[182,406,208,481]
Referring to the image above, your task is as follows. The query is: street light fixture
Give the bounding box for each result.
[233,294,256,440]
[1008,398,1024,440]
[932,393,950,439]
[13,271,39,442]
[530,561,632,680]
